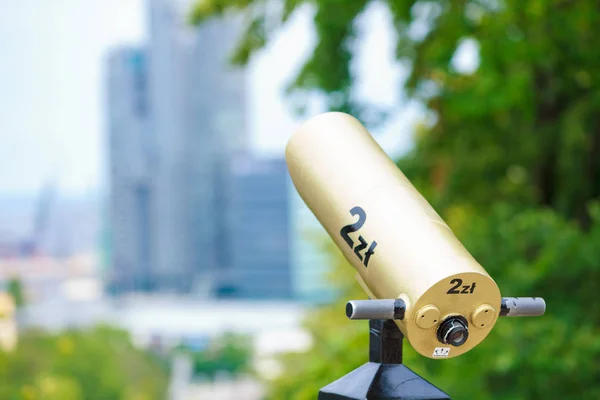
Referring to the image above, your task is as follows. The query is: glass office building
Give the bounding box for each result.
[106,47,153,292]
[226,156,292,299]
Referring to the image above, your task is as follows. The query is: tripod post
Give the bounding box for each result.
[318,318,451,400]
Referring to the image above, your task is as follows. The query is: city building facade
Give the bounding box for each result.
[226,156,292,299]
[109,0,291,298]
[107,47,153,292]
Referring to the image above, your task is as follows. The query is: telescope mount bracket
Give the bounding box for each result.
[318,319,451,400]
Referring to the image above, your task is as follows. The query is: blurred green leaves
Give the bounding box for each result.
[7,278,25,309]
[0,326,168,400]
[176,332,253,379]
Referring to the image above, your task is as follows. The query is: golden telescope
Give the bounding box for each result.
[286,112,545,360]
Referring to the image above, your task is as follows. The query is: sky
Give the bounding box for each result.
[0,0,421,197]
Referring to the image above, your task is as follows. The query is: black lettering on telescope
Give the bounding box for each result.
[363,240,377,267]
[340,206,377,268]
[353,236,368,261]
[447,279,462,294]
[447,278,476,294]
[340,206,366,248]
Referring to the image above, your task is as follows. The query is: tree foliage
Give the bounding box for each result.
[192,0,600,398]
[177,332,253,379]
[0,326,168,400]
[7,278,25,308]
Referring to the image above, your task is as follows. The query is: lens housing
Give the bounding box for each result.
[436,315,469,347]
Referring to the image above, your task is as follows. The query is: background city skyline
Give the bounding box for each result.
[0,0,416,198]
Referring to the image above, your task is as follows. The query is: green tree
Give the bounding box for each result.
[6,277,25,308]
[0,326,168,399]
[192,1,600,399]
[178,332,253,379]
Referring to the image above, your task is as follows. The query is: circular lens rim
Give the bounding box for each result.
[436,315,469,347]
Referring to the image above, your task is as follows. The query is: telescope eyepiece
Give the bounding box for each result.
[437,316,469,347]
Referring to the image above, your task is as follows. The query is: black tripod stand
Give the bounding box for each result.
[318,319,450,400]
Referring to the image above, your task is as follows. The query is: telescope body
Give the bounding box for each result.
[286,112,502,359]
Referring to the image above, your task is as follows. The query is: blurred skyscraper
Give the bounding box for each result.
[146,0,247,293]
[108,0,296,298]
[145,0,193,292]
[106,47,153,292]
[181,11,248,294]
[226,156,292,299]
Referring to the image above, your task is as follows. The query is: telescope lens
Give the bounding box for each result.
[437,316,469,347]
